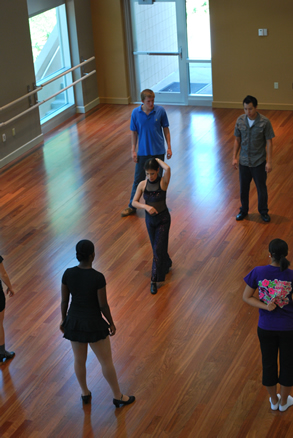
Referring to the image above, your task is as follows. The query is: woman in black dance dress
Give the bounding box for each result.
[0,255,15,363]
[132,157,172,294]
[60,240,135,407]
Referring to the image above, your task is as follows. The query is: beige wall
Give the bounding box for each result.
[90,0,130,104]
[90,0,293,110]
[210,0,293,109]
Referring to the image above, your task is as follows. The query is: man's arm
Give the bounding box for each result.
[131,131,138,163]
[232,137,241,170]
[163,127,172,159]
[265,139,273,173]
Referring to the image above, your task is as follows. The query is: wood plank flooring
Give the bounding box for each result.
[1,104,293,437]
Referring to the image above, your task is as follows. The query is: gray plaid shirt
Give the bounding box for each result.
[234,113,275,167]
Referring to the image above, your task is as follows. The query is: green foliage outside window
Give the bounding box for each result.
[29,8,57,62]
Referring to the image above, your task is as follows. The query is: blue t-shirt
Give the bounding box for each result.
[130,104,169,156]
[244,265,293,331]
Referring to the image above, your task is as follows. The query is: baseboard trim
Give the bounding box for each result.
[212,101,293,110]
[0,134,44,170]
[76,97,100,113]
[98,96,131,105]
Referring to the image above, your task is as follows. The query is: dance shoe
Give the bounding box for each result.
[81,392,92,404]
[236,212,247,221]
[121,207,136,217]
[0,351,15,363]
[113,394,135,408]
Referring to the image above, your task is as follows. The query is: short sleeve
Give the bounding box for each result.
[62,269,68,285]
[244,268,258,289]
[264,120,275,140]
[97,272,106,289]
[234,121,241,137]
[160,108,169,128]
[130,109,138,132]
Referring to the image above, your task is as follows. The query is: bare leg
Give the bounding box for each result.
[266,385,278,405]
[70,341,91,396]
[89,337,129,401]
[0,310,5,346]
[280,386,292,406]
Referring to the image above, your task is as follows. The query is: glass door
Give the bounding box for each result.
[130,0,187,104]
[128,0,213,105]
[186,0,213,98]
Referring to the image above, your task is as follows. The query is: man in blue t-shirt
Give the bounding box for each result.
[121,89,172,217]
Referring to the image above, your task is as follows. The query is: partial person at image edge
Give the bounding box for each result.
[0,255,16,363]
[243,238,293,412]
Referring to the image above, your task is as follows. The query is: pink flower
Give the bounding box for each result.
[268,288,275,295]
[259,292,264,299]
[262,280,270,287]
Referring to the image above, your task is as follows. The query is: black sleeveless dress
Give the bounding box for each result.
[143,177,172,282]
[61,267,110,343]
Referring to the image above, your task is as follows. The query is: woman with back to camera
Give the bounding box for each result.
[243,238,293,411]
[0,255,15,363]
[132,157,172,294]
[60,239,135,407]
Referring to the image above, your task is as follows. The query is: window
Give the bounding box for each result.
[29,4,74,122]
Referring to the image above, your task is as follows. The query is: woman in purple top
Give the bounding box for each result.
[243,238,293,412]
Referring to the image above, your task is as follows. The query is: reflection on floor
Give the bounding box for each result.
[160,82,208,94]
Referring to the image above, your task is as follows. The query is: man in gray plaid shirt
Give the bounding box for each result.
[232,95,275,222]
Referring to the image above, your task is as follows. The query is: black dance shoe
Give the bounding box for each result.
[150,283,157,294]
[236,212,247,221]
[0,351,15,363]
[113,394,135,408]
[261,213,270,222]
[81,392,92,404]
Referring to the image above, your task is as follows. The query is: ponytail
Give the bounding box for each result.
[269,238,290,272]
[280,255,290,272]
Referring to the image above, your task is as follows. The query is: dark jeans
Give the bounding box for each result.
[239,162,268,215]
[258,327,293,387]
[129,154,165,209]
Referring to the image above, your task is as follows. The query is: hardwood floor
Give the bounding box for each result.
[1,104,293,437]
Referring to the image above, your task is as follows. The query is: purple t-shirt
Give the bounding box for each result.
[244,265,293,331]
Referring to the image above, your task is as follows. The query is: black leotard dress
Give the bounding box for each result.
[61,267,109,343]
[143,177,172,282]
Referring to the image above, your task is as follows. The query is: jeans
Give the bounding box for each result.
[128,154,165,209]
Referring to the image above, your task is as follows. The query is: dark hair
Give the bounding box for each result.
[76,239,94,262]
[243,95,258,108]
[269,238,290,272]
[144,158,160,171]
